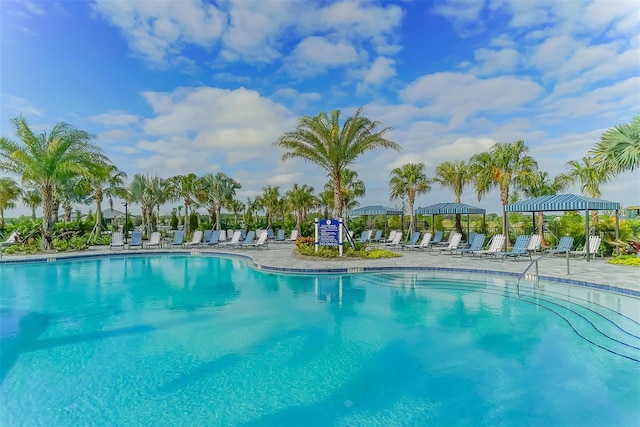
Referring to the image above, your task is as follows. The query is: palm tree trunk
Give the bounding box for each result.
[592,210,599,225]
[0,209,4,227]
[41,184,53,250]
[296,210,302,235]
[333,175,342,218]
[31,207,37,221]
[215,204,221,230]
[408,200,415,235]
[537,212,545,244]
[63,203,72,222]
[184,201,190,234]
[455,214,462,235]
[95,189,103,236]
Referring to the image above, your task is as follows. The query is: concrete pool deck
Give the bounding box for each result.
[1,242,638,296]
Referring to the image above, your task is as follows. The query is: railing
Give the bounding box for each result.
[515,250,571,298]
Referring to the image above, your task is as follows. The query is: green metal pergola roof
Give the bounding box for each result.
[504,194,620,212]
[348,205,404,216]
[415,202,486,215]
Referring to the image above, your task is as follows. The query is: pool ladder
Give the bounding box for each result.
[515,251,571,298]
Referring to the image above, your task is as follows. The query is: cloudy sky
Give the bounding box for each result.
[1,0,638,217]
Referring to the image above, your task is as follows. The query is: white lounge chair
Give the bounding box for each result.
[220,230,242,248]
[110,232,125,250]
[287,229,299,242]
[527,234,543,254]
[429,233,462,255]
[470,234,505,258]
[145,232,162,249]
[570,235,602,258]
[1,231,20,246]
[405,232,432,250]
[184,230,203,247]
[243,230,269,249]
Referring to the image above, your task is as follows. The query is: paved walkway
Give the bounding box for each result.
[1,243,638,295]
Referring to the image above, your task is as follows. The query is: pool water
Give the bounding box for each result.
[1,255,639,426]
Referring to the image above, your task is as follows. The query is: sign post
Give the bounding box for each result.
[315,218,343,256]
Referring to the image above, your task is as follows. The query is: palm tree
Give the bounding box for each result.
[0,116,107,249]
[81,163,127,236]
[170,173,199,235]
[260,185,281,228]
[433,160,472,234]
[128,174,167,236]
[591,114,640,174]
[471,140,538,246]
[324,169,366,227]
[197,172,241,230]
[318,188,334,218]
[285,183,316,235]
[0,177,22,226]
[57,176,91,223]
[22,187,42,220]
[520,171,569,240]
[274,107,401,218]
[389,163,431,234]
[562,156,612,224]
[226,199,245,227]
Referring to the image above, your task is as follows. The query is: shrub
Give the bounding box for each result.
[607,255,640,266]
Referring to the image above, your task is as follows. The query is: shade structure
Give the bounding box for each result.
[415,202,486,238]
[505,194,620,261]
[348,205,404,216]
[347,205,405,236]
[415,202,486,215]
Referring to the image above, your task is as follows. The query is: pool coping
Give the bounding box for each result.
[2,248,638,298]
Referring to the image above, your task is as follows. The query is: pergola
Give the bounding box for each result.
[505,194,620,261]
[415,202,486,237]
[347,205,404,235]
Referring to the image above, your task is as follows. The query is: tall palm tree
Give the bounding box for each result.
[260,185,281,228]
[170,173,199,234]
[324,169,366,226]
[520,171,569,239]
[274,107,401,218]
[591,114,640,174]
[0,177,22,227]
[128,174,167,236]
[562,156,612,223]
[22,187,42,220]
[197,172,241,230]
[226,198,245,227]
[389,163,431,234]
[56,176,91,223]
[318,188,334,218]
[433,160,472,234]
[471,140,538,246]
[81,163,127,236]
[0,116,107,249]
[285,183,317,235]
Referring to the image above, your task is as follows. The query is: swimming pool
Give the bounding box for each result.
[1,255,639,426]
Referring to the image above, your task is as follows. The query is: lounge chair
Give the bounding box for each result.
[145,232,162,249]
[400,231,421,250]
[267,228,275,240]
[493,235,532,261]
[358,230,371,243]
[220,230,242,248]
[1,231,20,246]
[455,233,485,257]
[406,232,432,250]
[545,236,574,256]
[370,229,383,243]
[184,230,203,247]
[430,231,444,245]
[243,230,269,249]
[527,234,543,254]
[383,231,404,248]
[429,233,462,255]
[227,229,234,240]
[569,235,602,258]
[128,231,143,249]
[239,230,256,247]
[218,230,227,243]
[204,230,220,247]
[434,231,455,247]
[470,234,505,258]
[383,230,398,244]
[169,231,185,248]
[287,229,299,242]
[203,230,213,245]
[110,232,125,250]
[274,229,285,242]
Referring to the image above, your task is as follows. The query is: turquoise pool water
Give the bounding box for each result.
[1,255,639,426]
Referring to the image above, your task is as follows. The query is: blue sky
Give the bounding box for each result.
[1,0,639,217]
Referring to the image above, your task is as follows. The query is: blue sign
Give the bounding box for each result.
[318,219,340,247]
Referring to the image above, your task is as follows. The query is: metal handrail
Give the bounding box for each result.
[515,250,571,298]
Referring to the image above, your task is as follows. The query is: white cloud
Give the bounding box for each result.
[283,36,359,76]
[472,48,519,76]
[93,0,226,62]
[90,111,139,127]
[1,94,42,117]
[357,56,396,91]
[400,72,543,126]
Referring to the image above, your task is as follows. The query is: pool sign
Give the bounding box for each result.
[315,218,343,256]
